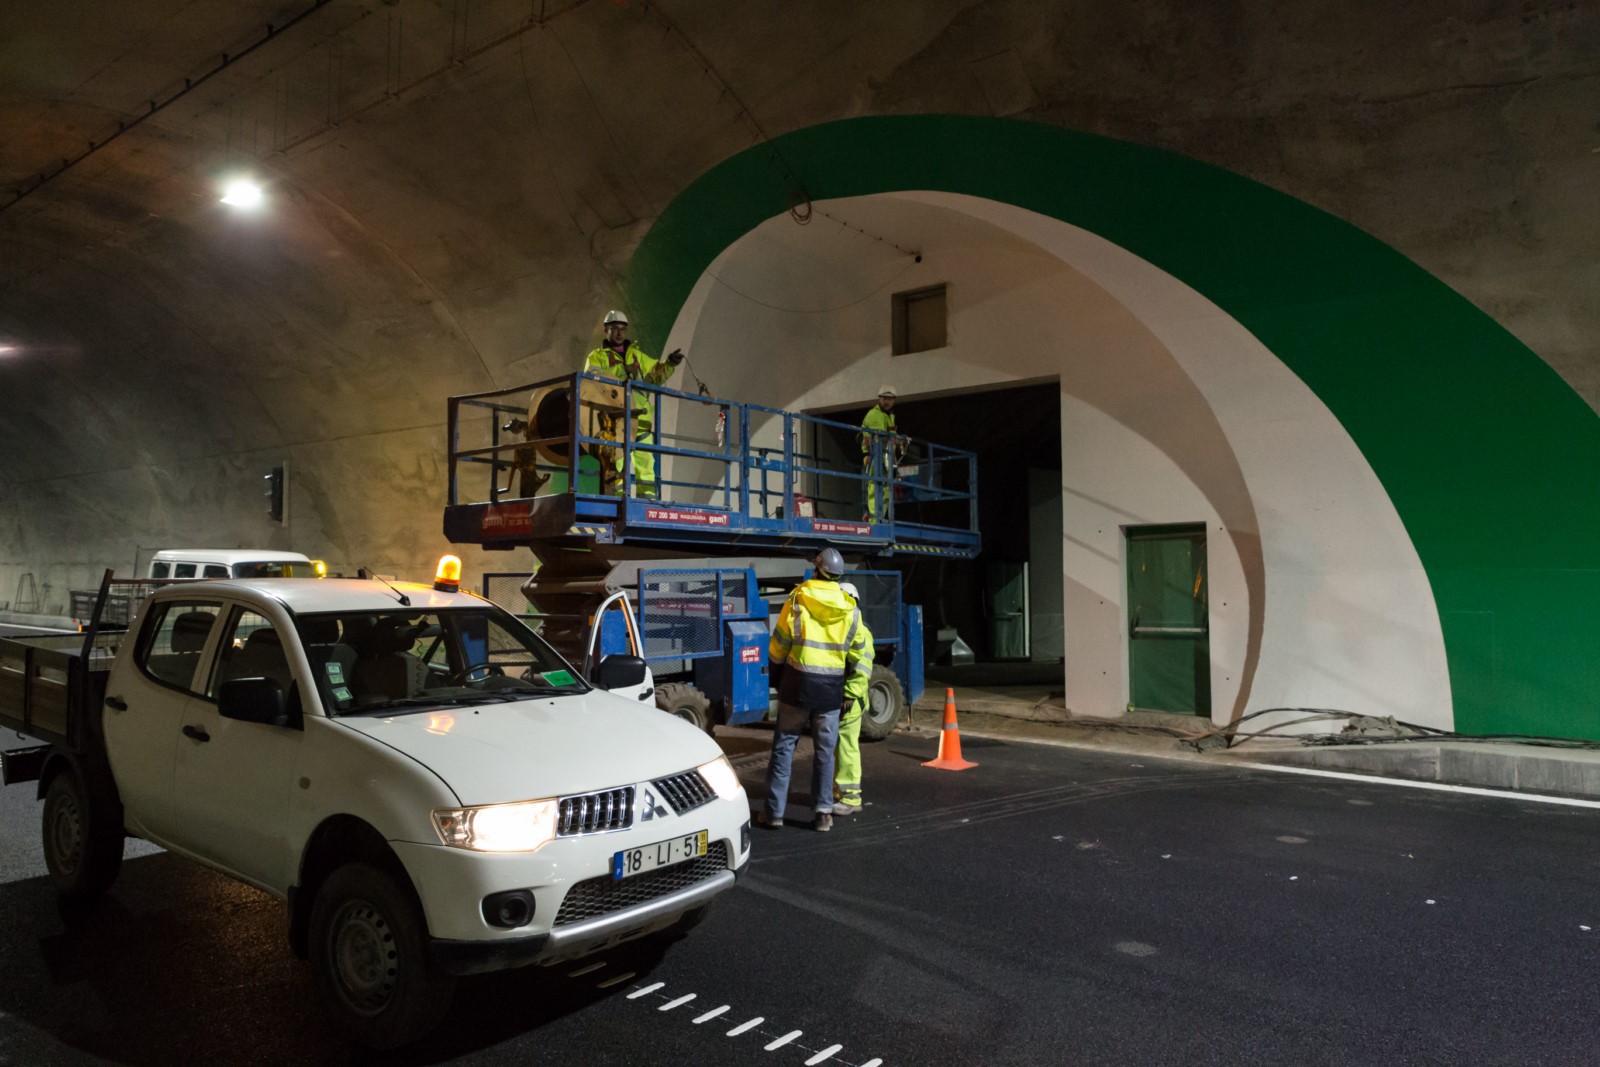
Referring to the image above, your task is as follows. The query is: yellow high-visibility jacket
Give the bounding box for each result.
[842,617,874,719]
[769,579,874,711]
[859,404,896,455]
[585,342,676,430]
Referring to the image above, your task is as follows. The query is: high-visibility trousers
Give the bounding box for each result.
[604,421,658,497]
[835,701,863,805]
[863,448,891,522]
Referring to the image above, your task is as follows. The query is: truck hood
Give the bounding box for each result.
[334,691,725,806]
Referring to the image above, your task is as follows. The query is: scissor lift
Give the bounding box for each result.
[443,373,980,734]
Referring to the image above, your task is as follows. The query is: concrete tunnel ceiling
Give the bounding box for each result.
[3,2,1600,738]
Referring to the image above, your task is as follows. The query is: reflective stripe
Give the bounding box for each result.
[941,723,959,730]
[786,661,846,676]
[791,637,853,653]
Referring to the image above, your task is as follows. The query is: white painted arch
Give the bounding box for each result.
[659,191,1452,731]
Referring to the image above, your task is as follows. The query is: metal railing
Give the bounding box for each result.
[447,373,978,541]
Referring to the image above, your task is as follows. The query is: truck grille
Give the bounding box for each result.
[651,769,715,816]
[557,786,635,837]
[553,843,729,927]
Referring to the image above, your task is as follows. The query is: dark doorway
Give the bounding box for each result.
[813,380,1062,670]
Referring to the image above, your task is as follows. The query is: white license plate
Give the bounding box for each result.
[613,830,708,880]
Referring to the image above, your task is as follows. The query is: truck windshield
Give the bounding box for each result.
[293,607,589,716]
[233,561,320,578]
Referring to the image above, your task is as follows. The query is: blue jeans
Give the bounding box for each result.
[764,702,841,821]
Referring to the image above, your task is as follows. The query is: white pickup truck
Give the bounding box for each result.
[0,571,750,1048]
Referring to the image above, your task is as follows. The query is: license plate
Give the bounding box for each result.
[613,830,708,880]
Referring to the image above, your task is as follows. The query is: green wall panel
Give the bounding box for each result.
[622,115,1600,740]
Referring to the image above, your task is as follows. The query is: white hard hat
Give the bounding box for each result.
[838,582,859,601]
[603,309,629,327]
[878,385,897,398]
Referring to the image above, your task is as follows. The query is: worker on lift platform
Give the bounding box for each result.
[860,385,899,522]
[584,309,683,497]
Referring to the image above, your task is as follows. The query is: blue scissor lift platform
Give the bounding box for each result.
[443,373,981,735]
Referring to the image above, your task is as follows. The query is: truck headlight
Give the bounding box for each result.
[432,800,557,852]
[697,756,743,800]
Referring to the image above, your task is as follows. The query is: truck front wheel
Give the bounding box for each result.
[656,682,713,734]
[309,863,456,1049]
[42,768,122,901]
[858,666,907,742]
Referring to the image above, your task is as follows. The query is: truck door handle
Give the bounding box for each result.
[105,697,128,711]
[182,725,210,743]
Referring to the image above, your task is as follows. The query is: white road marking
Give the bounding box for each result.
[627,982,665,999]
[659,993,697,1011]
[764,1030,802,1051]
[597,972,638,989]
[568,962,606,977]
[860,1059,884,1067]
[1226,761,1600,809]
[806,1044,843,1064]
[693,1005,731,1023]
[727,1016,764,1036]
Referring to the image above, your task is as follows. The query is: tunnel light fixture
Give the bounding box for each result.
[220,178,263,209]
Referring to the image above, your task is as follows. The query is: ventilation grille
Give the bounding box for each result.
[651,769,715,815]
[557,786,636,837]
[554,843,729,927]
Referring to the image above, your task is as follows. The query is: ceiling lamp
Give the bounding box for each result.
[220,179,263,209]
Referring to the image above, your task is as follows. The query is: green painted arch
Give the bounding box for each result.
[623,114,1600,741]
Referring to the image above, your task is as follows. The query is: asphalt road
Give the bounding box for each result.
[0,730,1596,1065]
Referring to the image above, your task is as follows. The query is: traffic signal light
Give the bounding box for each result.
[264,465,285,522]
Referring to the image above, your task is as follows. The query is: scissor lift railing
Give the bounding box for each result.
[444,373,980,559]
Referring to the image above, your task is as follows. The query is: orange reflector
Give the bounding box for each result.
[434,554,462,592]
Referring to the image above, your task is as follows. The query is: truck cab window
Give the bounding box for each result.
[151,562,170,579]
[203,565,230,578]
[210,609,296,702]
[138,602,222,692]
[174,564,197,579]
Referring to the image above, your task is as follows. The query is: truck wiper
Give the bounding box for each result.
[345,694,524,713]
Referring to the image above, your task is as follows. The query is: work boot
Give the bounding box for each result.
[814,813,833,832]
[832,798,861,816]
[755,811,782,830]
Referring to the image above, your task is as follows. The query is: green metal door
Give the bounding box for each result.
[1126,524,1210,715]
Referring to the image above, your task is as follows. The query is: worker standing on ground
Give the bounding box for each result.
[832,581,871,816]
[759,548,873,833]
[859,386,898,522]
[583,309,683,497]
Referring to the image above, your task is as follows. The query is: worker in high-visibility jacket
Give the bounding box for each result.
[832,581,871,815]
[859,385,898,522]
[759,548,874,833]
[583,309,683,497]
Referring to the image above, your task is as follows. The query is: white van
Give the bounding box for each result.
[147,549,324,580]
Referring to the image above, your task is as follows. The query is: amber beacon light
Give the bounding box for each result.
[434,554,463,592]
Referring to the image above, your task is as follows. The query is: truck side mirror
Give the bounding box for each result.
[595,654,647,691]
[218,677,292,727]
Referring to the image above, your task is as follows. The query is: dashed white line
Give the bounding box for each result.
[597,972,638,989]
[860,1059,884,1067]
[764,1030,802,1051]
[626,982,666,999]
[806,1044,843,1064]
[568,962,606,977]
[727,1016,765,1036]
[692,1005,731,1024]
[659,993,697,1011]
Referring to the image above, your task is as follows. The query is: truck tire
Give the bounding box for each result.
[858,666,906,742]
[42,768,123,901]
[656,682,713,734]
[309,863,455,1049]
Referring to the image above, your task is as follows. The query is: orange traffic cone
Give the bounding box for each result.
[922,687,977,771]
